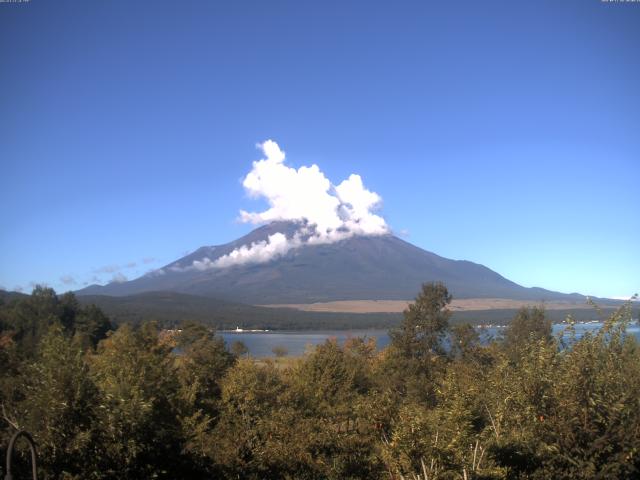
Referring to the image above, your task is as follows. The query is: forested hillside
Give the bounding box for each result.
[1,285,639,479]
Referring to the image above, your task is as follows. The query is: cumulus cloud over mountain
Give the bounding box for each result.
[193,140,388,270]
[240,140,387,237]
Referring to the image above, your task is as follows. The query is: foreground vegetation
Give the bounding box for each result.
[1,285,639,479]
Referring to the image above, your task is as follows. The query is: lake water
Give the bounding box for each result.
[221,322,640,357]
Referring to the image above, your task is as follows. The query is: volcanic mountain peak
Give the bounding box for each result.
[77,222,585,304]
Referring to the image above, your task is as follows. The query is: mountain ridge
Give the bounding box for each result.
[77,222,588,304]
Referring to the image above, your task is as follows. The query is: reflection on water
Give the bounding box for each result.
[220,322,640,357]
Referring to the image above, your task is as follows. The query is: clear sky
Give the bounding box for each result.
[1,0,638,299]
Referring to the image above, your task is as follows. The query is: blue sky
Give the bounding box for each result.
[1,0,638,299]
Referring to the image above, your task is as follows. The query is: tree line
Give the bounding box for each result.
[1,284,639,479]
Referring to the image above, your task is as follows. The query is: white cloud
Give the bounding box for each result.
[186,140,389,271]
[144,268,165,277]
[60,274,77,285]
[334,174,387,236]
[190,233,299,271]
[192,257,215,271]
[94,264,120,274]
[612,295,639,302]
[110,273,128,284]
[239,140,387,241]
[214,232,301,268]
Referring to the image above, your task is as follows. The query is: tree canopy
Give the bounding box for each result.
[1,286,639,479]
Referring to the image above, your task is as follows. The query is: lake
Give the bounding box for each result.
[220,322,640,357]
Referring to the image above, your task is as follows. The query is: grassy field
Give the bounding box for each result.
[260,297,621,313]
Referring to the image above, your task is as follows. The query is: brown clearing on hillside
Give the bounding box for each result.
[260,298,593,313]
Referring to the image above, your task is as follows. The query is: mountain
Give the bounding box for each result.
[0,289,28,304]
[77,222,586,304]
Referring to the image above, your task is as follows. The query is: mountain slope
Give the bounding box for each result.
[77,222,585,304]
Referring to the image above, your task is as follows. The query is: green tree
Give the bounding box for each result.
[73,303,113,349]
[90,323,184,478]
[175,321,234,474]
[15,322,100,478]
[6,286,62,356]
[504,306,552,353]
[176,322,234,408]
[450,323,481,360]
[293,340,364,415]
[231,340,249,357]
[535,304,640,479]
[211,359,293,479]
[390,282,452,358]
[290,340,383,479]
[380,283,452,403]
[0,287,112,356]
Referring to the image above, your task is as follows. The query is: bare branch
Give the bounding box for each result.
[484,402,500,440]
[1,402,20,430]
